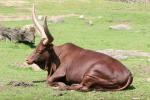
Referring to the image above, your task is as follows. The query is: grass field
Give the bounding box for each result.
[0,0,150,100]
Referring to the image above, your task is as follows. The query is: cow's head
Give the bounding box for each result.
[26,5,54,70]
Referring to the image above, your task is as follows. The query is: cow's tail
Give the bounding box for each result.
[115,73,133,91]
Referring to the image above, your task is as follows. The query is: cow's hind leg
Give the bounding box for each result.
[66,75,97,92]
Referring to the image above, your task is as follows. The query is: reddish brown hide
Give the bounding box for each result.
[26,5,133,91]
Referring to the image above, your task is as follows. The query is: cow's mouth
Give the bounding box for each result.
[26,59,34,65]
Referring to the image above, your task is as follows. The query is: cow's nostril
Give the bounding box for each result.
[26,60,32,65]
[25,58,28,61]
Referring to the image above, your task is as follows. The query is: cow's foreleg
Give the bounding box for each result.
[47,67,67,90]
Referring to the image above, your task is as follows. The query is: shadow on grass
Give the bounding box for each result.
[18,41,36,48]
[124,85,135,91]
[32,80,46,83]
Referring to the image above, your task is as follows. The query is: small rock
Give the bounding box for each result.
[23,62,42,71]
[31,64,42,71]
[22,24,35,33]
[87,20,93,26]
[0,25,35,44]
[79,15,84,19]
[52,91,66,96]
[15,62,41,71]
[146,78,150,82]
[132,97,140,100]
[109,24,131,30]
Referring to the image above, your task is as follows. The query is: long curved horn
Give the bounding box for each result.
[32,4,48,44]
[43,16,54,43]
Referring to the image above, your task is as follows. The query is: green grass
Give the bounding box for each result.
[0,0,150,100]
[0,6,17,14]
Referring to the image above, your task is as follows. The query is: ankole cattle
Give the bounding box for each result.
[26,5,133,91]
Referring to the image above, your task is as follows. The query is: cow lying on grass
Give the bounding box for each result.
[26,5,133,91]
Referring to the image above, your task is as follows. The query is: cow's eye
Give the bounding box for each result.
[37,50,43,54]
[38,48,46,54]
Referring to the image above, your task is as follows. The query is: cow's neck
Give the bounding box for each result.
[47,45,61,76]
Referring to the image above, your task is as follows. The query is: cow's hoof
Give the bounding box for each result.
[52,86,59,90]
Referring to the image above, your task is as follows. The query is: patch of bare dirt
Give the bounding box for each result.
[0,0,29,7]
[48,13,78,23]
[109,24,131,30]
[143,66,150,74]
[0,12,97,26]
[0,15,31,21]
[51,0,91,3]
[97,49,150,59]
[0,85,6,92]
[7,81,34,87]
[109,0,150,3]
[0,13,78,21]
[50,0,65,3]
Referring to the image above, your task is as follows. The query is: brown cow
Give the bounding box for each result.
[26,5,133,91]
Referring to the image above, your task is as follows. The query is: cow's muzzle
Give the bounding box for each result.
[26,58,34,65]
